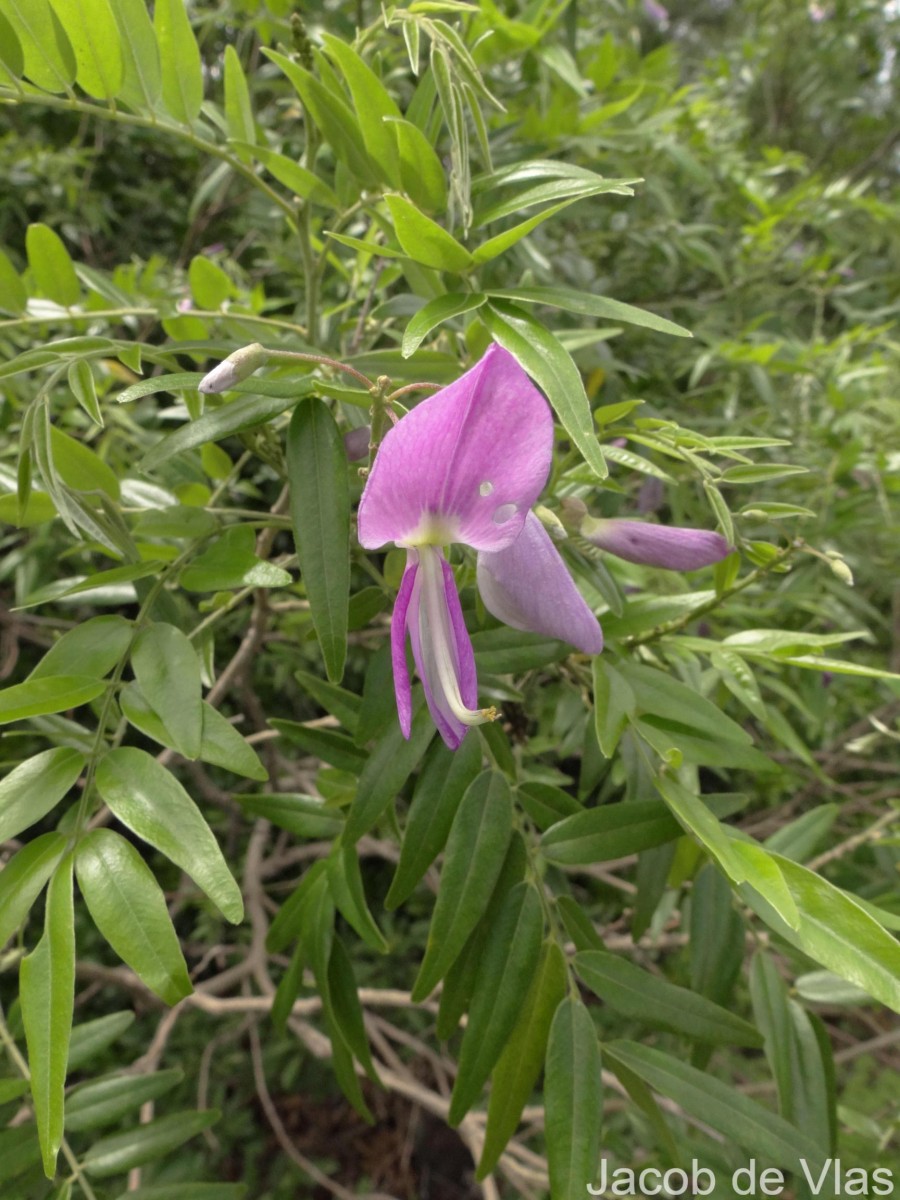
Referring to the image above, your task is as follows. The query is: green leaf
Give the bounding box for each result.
[139,379,319,468]
[67,1011,135,1070]
[486,285,692,339]
[0,8,23,79]
[449,882,543,1124]
[720,463,809,485]
[181,525,292,592]
[286,398,351,683]
[188,256,235,309]
[294,668,361,733]
[482,299,608,481]
[321,33,402,186]
[343,698,435,843]
[270,719,368,774]
[541,801,681,865]
[0,248,27,314]
[0,0,75,93]
[30,614,132,680]
[474,198,589,264]
[26,223,79,306]
[389,117,448,212]
[235,143,338,207]
[131,622,203,760]
[470,628,570,672]
[75,829,192,1005]
[263,50,377,186]
[111,1187,246,1200]
[15,561,166,610]
[575,951,763,1046]
[84,1110,219,1178]
[326,934,380,1083]
[411,770,513,1001]
[384,194,473,272]
[68,359,103,425]
[47,0,122,100]
[153,0,202,124]
[386,733,483,909]
[604,1040,827,1174]
[478,940,567,1178]
[0,832,67,948]
[0,675,105,725]
[516,781,581,832]
[223,44,255,157]
[95,747,243,923]
[20,857,74,1179]
[0,747,85,842]
[545,997,602,1199]
[592,657,635,758]
[111,0,161,112]
[234,792,341,838]
[66,1068,183,1132]
[48,425,120,500]
[401,292,486,357]
[325,842,388,954]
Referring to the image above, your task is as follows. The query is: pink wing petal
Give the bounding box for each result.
[390,558,418,738]
[477,512,604,654]
[357,344,553,553]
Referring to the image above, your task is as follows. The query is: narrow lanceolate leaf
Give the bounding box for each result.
[47,0,122,100]
[390,117,447,212]
[449,883,544,1124]
[604,1040,827,1174]
[401,293,487,358]
[0,247,27,314]
[545,997,602,1199]
[75,829,192,1006]
[235,142,337,206]
[478,941,567,1179]
[541,801,681,865]
[65,1068,183,1133]
[111,0,161,112]
[0,675,105,725]
[286,399,350,683]
[0,747,85,842]
[153,0,203,124]
[0,833,67,949]
[592,656,635,758]
[20,857,75,1179]
[325,842,388,954]
[482,300,608,481]
[223,45,255,158]
[321,33,402,187]
[386,733,483,909]
[344,696,435,843]
[95,748,244,923]
[68,359,103,425]
[83,1110,219,1177]
[574,951,763,1047]
[131,622,203,760]
[25,223,79,306]
[486,286,693,339]
[0,0,76,93]
[385,194,474,273]
[411,770,513,1001]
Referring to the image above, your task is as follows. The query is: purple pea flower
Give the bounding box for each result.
[581,516,732,571]
[357,344,603,749]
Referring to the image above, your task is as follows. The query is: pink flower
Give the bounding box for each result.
[358,345,602,748]
[581,517,732,570]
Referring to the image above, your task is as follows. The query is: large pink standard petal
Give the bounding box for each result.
[477,512,604,654]
[357,344,553,553]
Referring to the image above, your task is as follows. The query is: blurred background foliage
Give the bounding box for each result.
[1,0,899,1197]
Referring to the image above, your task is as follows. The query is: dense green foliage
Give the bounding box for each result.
[1,1,899,1197]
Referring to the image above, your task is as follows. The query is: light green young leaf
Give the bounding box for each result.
[287,398,351,683]
[180,525,292,592]
[111,0,160,112]
[411,770,513,1001]
[47,0,122,100]
[0,832,67,948]
[545,997,602,1198]
[75,829,193,1005]
[235,142,338,207]
[0,0,75,93]
[95,747,243,923]
[223,44,255,158]
[0,247,28,314]
[0,747,85,842]
[0,675,105,725]
[26,223,79,307]
[321,32,402,186]
[401,292,486,358]
[388,117,448,212]
[131,622,203,761]
[68,359,103,425]
[153,0,202,124]
[385,194,474,273]
[20,856,74,1179]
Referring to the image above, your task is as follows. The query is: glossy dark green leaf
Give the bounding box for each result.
[67,1011,135,1071]
[470,628,570,672]
[294,668,361,733]
[574,951,762,1046]
[0,833,66,948]
[402,292,487,358]
[20,857,74,1179]
[690,863,744,1007]
[482,300,608,480]
[478,941,567,1179]
[131,622,203,760]
[386,733,482,909]
[411,770,513,1001]
[84,1110,219,1177]
[0,747,84,842]
[541,800,681,865]
[66,1068,183,1132]
[30,614,132,680]
[75,829,192,1005]
[233,792,342,838]
[545,997,602,1199]
[325,842,388,953]
[286,398,350,682]
[270,719,367,773]
[266,861,328,956]
[604,1040,826,1174]
[516,781,581,832]
[0,675,105,725]
[326,934,380,1083]
[95,747,243,922]
[449,882,543,1124]
[344,698,435,843]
